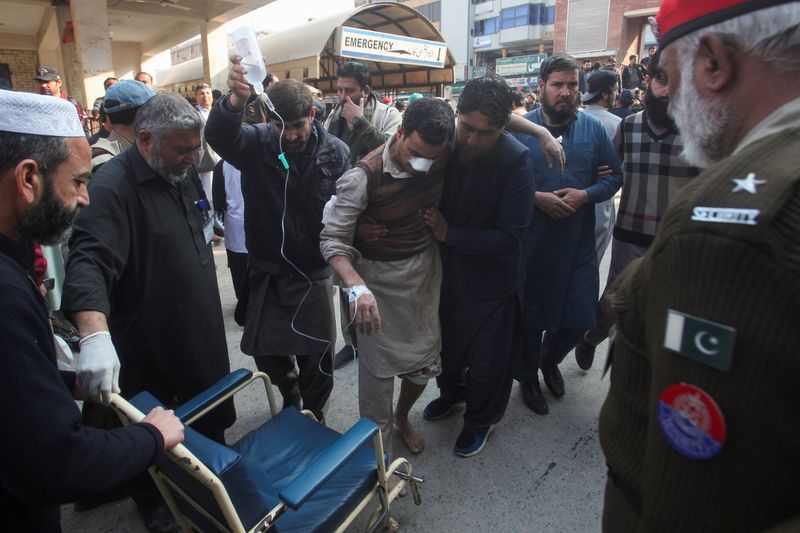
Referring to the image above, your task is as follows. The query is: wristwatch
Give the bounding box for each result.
[350,115,360,128]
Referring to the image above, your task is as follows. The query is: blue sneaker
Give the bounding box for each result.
[423,397,465,420]
[454,426,494,458]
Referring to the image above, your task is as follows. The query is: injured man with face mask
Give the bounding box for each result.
[320,98,454,470]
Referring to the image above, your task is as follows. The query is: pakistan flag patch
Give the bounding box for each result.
[663,309,736,372]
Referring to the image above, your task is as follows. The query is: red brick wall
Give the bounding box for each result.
[553,0,569,52]
[608,0,660,63]
[0,49,39,93]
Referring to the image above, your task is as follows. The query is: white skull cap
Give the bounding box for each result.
[0,89,85,137]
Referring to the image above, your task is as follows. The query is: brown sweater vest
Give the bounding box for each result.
[354,144,447,261]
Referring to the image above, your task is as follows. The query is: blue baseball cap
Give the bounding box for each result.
[103,79,156,114]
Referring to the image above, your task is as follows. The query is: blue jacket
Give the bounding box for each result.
[514,109,622,330]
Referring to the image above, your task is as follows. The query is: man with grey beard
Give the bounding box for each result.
[599,0,800,531]
[63,93,234,532]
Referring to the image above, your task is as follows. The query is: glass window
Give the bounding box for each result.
[416,2,441,23]
[545,4,556,24]
[474,17,499,36]
[529,3,544,25]
[501,5,529,29]
[498,4,552,29]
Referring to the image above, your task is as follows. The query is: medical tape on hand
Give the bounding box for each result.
[347,284,371,303]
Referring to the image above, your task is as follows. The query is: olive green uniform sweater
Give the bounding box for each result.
[599,127,800,532]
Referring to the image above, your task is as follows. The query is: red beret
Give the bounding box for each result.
[654,0,796,50]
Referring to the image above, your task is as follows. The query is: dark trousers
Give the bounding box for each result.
[438,295,519,432]
[254,352,332,420]
[585,239,648,346]
[515,327,584,382]
[226,249,248,326]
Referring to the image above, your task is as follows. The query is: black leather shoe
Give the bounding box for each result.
[520,379,549,415]
[333,345,356,369]
[541,363,565,398]
[575,339,597,371]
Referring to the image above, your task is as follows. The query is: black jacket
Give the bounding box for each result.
[622,64,646,89]
[0,234,162,532]
[62,146,235,434]
[206,96,351,278]
[439,132,533,302]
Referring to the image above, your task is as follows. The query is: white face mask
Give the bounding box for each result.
[409,156,434,173]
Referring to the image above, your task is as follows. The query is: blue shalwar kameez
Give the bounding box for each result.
[513,109,622,377]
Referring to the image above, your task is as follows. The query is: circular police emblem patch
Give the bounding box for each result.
[658,383,726,460]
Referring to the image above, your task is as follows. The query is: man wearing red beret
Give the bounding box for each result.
[599,0,800,530]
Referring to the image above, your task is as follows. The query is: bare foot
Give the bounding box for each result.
[394,415,424,454]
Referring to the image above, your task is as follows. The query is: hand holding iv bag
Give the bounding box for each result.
[231,26,267,95]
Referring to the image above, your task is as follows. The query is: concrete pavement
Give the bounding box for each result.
[62,242,613,533]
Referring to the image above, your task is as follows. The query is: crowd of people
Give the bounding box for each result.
[1,0,799,531]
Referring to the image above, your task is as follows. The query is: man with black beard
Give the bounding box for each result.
[573,58,701,369]
[0,90,184,532]
[63,93,233,532]
[206,64,351,424]
[513,54,622,415]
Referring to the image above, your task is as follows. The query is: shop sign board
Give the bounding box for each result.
[495,53,548,76]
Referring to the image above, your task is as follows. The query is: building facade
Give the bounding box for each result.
[471,0,556,88]
[357,0,659,92]
[359,0,555,89]
[553,0,659,64]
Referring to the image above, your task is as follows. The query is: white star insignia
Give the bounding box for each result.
[732,172,766,194]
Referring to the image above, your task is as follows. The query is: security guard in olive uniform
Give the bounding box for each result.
[599,0,800,531]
